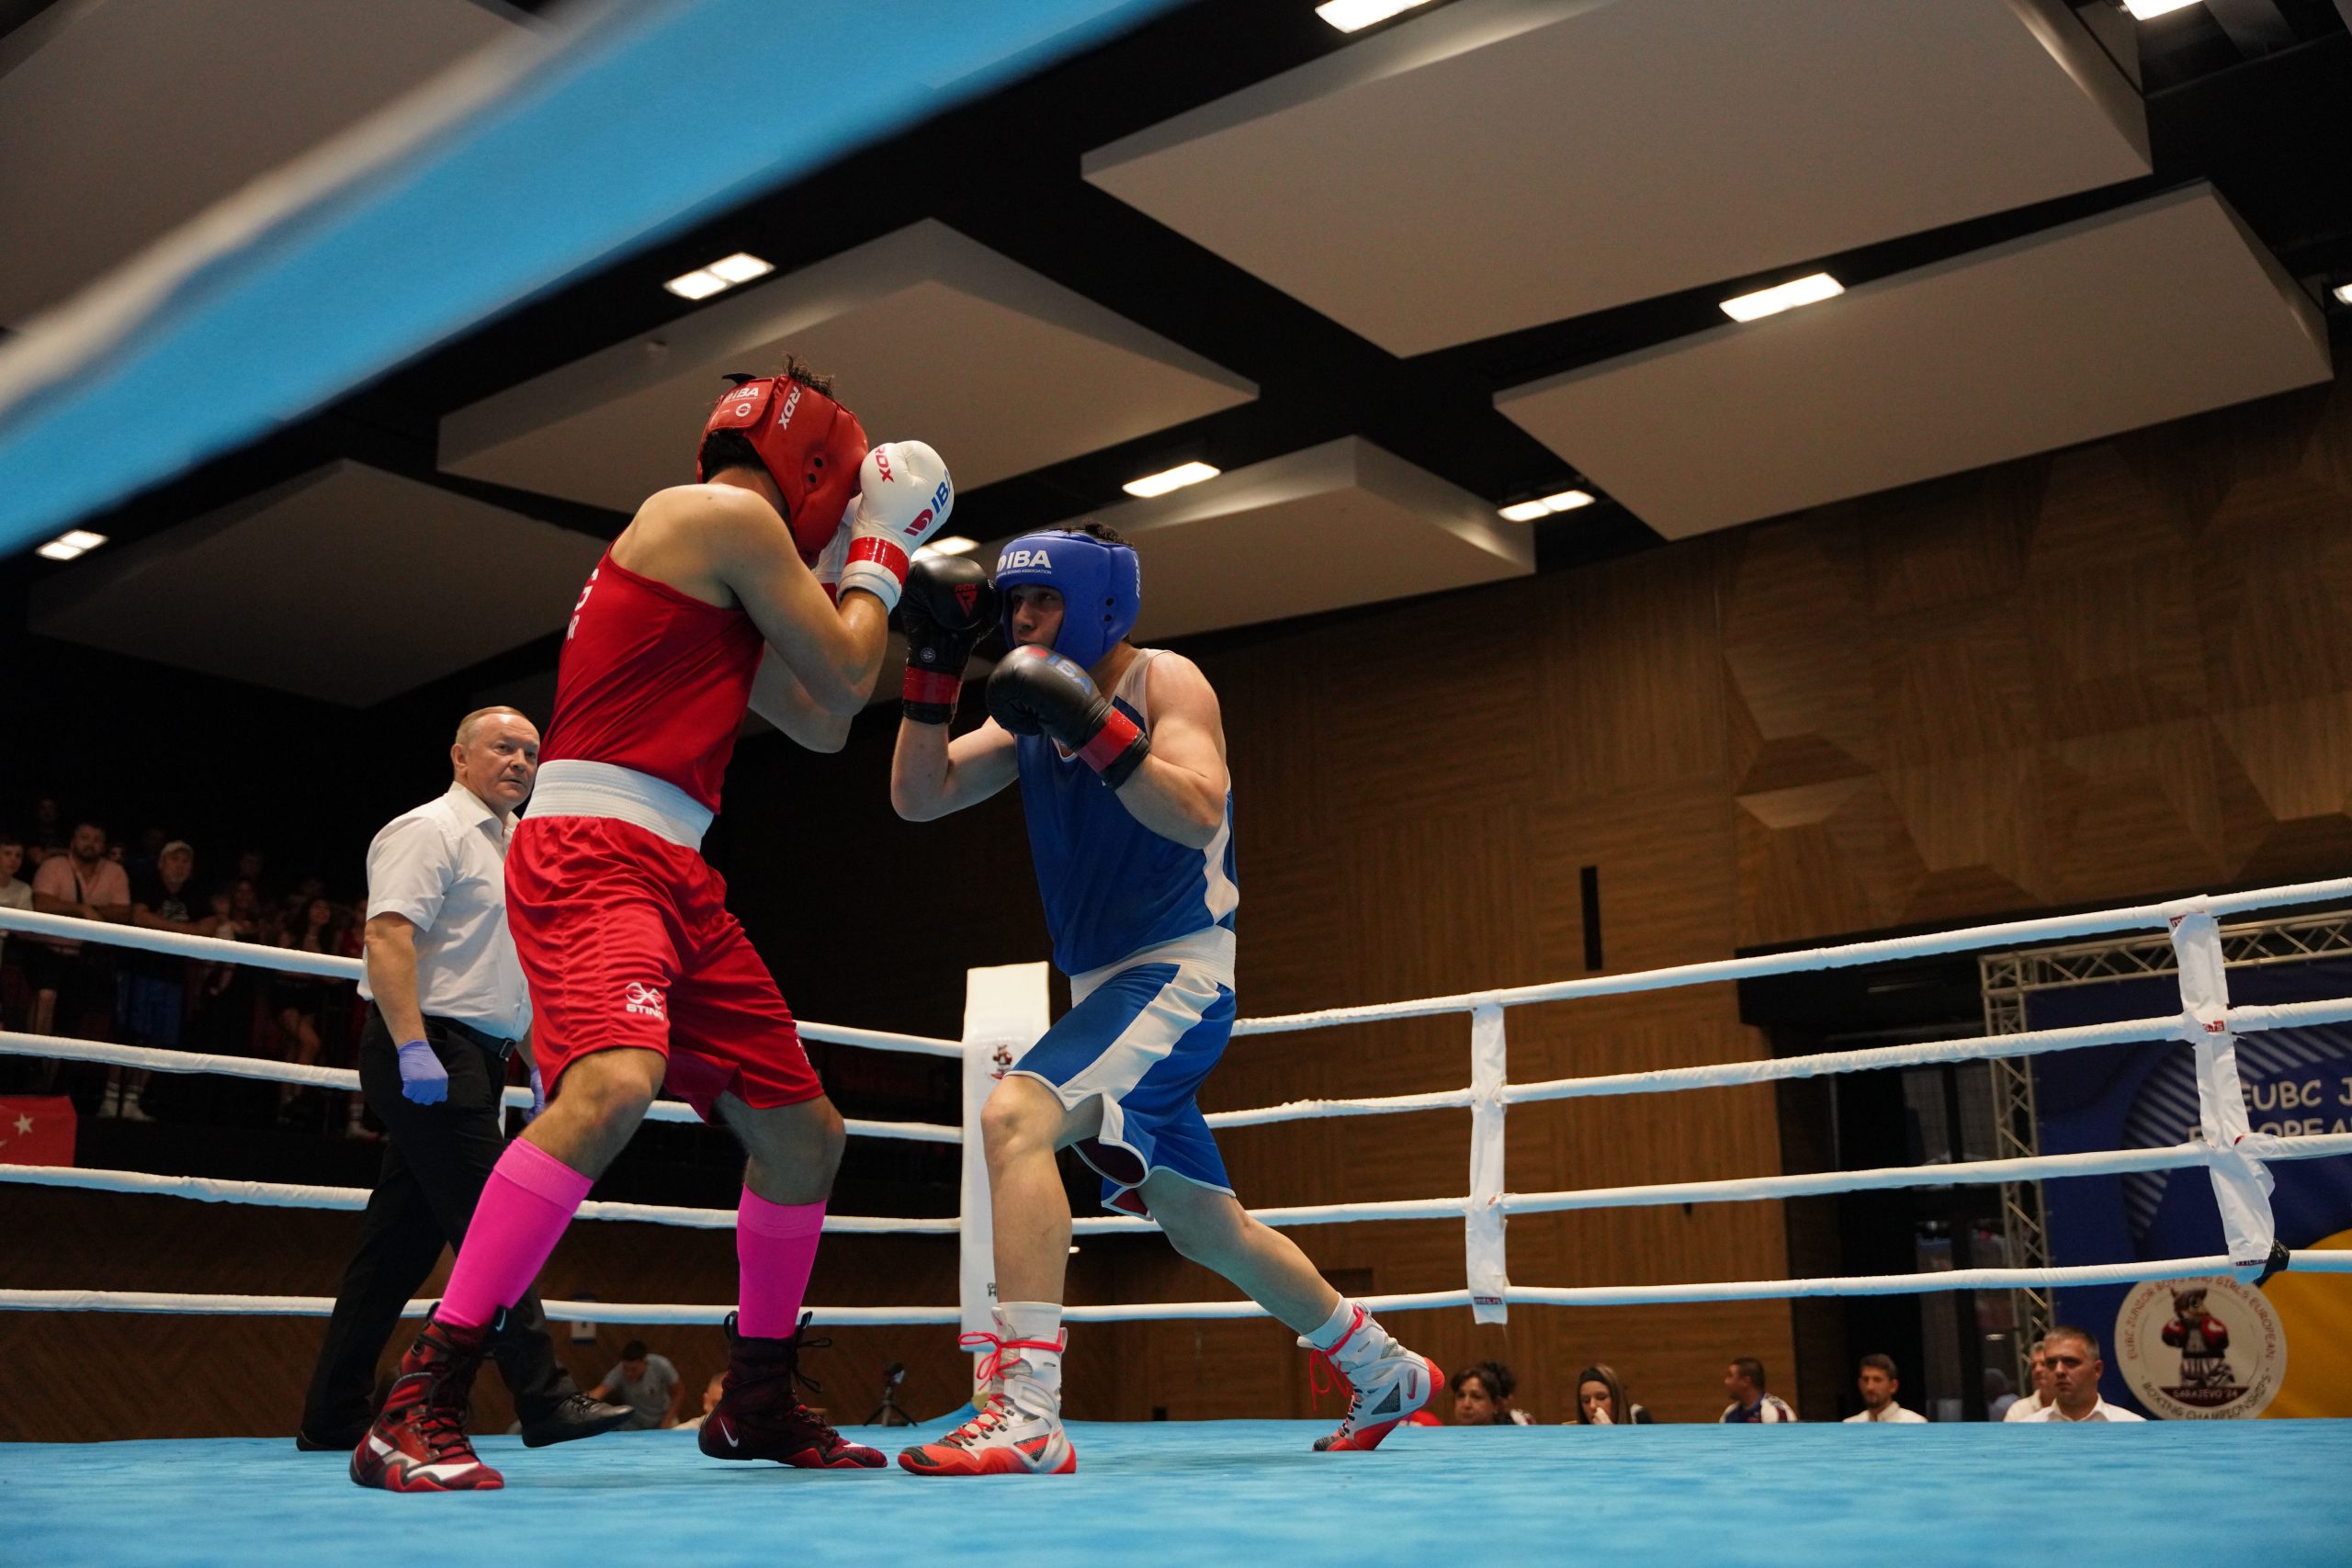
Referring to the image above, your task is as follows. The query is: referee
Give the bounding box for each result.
[297,706,626,1452]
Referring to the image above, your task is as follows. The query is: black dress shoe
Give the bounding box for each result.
[519,1393,634,1449]
[295,1427,365,1452]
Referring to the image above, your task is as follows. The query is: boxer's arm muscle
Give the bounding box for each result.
[1114,655,1227,850]
[695,487,888,715]
[749,648,853,753]
[891,716,1019,820]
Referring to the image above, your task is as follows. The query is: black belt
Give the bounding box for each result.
[435,1016,521,1060]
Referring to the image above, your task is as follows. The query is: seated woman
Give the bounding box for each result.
[1451,1359,1535,1425]
[1570,1363,1654,1425]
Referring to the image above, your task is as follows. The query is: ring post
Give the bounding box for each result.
[2165,909,2278,1273]
[1466,1001,1510,1323]
[958,963,1052,1392]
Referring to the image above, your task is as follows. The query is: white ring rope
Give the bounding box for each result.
[0,908,962,1055]
[0,1032,959,1144]
[1199,998,2352,1129]
[1230,875,2352,1033]
[9,1251,2349,1326]
[0,1164,955,1235]
[9,881,2352,1326]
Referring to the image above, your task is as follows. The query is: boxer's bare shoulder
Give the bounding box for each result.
[610,483,785,607]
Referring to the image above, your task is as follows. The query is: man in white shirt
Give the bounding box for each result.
[1842,1353,1928,1423]
[2003,1337,2052,1422]
[298,709,627,1455]
[2019,1326,2147,1423]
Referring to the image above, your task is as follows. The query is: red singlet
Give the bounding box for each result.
[541,552,763,813]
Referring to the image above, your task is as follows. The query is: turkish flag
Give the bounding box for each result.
[0,1096,76,1167]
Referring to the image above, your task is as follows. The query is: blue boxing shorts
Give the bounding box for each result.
[1007,929,1237,1217]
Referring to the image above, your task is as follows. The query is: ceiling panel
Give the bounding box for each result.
[439,220,1256,513]
[0,0,517,327]
[29,462,604,705]
[1038,437,1532,643]
[1494,184,2333,539]
[1083,0,2149,355]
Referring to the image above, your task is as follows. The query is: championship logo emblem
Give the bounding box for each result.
[2115,1274,2286,1419]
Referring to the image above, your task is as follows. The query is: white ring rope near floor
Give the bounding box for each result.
[6,878,2352,1333]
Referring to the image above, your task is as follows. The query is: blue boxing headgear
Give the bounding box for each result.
[994,529,1140,671]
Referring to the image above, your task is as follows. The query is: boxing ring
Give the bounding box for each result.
[5,881,2352,1565]
[1,0,2347,1558]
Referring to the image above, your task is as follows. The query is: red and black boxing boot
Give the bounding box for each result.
[698,1312,885,1470]
[350,1309,503,1492]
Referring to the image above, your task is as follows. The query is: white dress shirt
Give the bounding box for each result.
[1843,1404,1928,1423]
[2020,1399,2145,1423]
[2002,1391,2048,1422]
[358,782,529,1040]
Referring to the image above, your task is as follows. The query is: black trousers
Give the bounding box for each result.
[299,1009,580,1440]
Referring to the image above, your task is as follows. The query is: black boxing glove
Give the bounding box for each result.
[985,646,1150,788]
[899,555,1001,724]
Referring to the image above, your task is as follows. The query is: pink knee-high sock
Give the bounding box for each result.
[440,1140,593,1329]
[736,1190,825,1339]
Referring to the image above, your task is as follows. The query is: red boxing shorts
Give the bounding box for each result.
[506,815,820,1120]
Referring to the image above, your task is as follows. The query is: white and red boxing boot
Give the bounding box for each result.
[898,1304,1075,1476]
[1304,1300,1442,1452]
[349,1310,503,1492]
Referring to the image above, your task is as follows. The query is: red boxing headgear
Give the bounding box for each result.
[698,373,870,563]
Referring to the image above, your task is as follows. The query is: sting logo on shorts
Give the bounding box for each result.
[623,982,667,1021]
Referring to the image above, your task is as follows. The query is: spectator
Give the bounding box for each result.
[1719,1357,1797,1423]
[271,895,337,1124]
[2019,1327,2144,1423]
[1571,1363,1653,1426]
[234,849,274,910]
[673,1373,728,1435]
[591,1340,684,1430]
[110,840,211,1121]
[1451,1360,1533,1426]
[28,820,132,1045]
[127,827,168,886]
[188,878,266,1062]
[0,831,30,975]
[27,797,65,867]
[1984,1367,2018,1422]
[1843,1353,1928,1423]
[2003,1337,2052,1422]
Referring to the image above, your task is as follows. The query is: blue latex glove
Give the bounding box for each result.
[395,1039,447,1105]
[526,1064,546,1122]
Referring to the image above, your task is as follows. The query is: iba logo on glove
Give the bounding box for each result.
[901,481,953,540]
[622,983,667,1021]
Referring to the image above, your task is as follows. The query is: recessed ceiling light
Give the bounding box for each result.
[35,527,106,562]
[917,536,978,558]
[663,268,728,300]
[707,253,774,285]
[1498,491,1595,523]
[1315,0,1436,31]
[1123,461,1220,499]
[2333,283,2352,307]
[1721,273,1844,322]
[2120,0,2200,18]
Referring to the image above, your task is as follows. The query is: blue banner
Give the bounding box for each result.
[2032,956,2352,1415]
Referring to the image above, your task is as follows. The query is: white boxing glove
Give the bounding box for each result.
[836,440,954,614]
[808,501,854,603]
